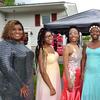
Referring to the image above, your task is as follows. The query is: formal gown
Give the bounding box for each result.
[36,51,61,100]
[81,47,100,100]
[61,46,82,100]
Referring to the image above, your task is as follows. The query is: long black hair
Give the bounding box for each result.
[35,28,51,67]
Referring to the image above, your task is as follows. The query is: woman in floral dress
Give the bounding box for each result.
[61,26,82,100]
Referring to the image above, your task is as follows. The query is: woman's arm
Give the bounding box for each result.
[0,52,23,90]
[63,46,70,81]
[63,45,73,91]
[38,48,56,96]
[81,44,87,79]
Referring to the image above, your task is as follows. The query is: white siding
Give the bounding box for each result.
[65,3,78,16]
[0,13,5,38]
[57,10,68,20]
[7,12,35,27]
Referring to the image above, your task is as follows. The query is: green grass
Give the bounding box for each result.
[59,64,64,77]
[33,75,37,98]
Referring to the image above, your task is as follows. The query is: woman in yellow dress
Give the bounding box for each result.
[35,28,61,100]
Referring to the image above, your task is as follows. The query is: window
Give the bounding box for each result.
[42,15,50,24]
[51,13,57,22]
[35,14,40,26]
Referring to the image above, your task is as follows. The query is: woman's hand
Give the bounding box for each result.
[68,80,73,92]
[50,87,56,96]
[20,85,29,97]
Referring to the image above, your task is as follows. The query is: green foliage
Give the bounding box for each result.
[4,0,15,6]
[82,35,91,40]
[82,35,91,44]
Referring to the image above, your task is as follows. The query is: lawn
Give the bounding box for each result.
[59,64,64,77]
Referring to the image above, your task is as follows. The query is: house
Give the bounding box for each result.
[0,1,78,50]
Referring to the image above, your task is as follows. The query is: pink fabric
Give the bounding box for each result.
[61,68,81,100]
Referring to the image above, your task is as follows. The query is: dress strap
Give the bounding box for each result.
[43,48,48,54]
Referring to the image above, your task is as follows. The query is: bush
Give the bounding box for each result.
[4,0,15,6]
[82,35,91,44]
[59,64,64,77]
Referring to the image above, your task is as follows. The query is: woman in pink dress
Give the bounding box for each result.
[35,28,61,100]
[61,26,82,100]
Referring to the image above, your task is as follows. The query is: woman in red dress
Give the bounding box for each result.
[61,26,82,100]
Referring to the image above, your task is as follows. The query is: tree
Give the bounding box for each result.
[4,0,15,6]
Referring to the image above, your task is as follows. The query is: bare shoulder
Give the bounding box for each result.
[64,44,70,51]
[64,44,73,54]
[39,48,47,56]
[65,43,72,49]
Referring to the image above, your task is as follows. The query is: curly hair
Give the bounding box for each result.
[2,20,24,40]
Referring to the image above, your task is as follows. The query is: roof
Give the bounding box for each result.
[45,9,100,33]
[0,1,76,13]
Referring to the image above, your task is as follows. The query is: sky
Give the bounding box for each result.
[16,0,100,12]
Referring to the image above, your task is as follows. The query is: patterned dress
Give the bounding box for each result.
[81,47,100,100]
[61,46,82,100]
[36,52,61,100]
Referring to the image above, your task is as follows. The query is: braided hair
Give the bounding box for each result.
[35,28,51,67]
